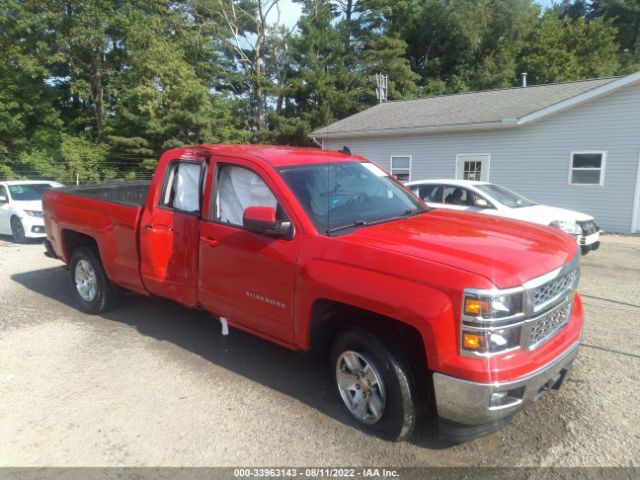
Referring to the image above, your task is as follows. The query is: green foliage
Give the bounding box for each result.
[519,11,620,84]
[0,0,637,182]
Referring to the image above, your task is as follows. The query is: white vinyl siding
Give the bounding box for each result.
[390,156,412,181]
[569,152,606,186]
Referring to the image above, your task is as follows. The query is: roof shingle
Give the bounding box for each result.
[312,77,619,136]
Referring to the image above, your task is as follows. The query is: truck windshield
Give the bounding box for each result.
[475,183,536,209]
[8,184,53,201]
[278,161,427,234]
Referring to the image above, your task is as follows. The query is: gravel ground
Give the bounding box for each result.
[0,235,638,467]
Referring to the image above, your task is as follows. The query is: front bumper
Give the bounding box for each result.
[20,215,46,238]
[577,222,600,255]
[433,340,579,436]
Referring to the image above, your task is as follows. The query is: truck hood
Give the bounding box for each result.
[347,210,577,289]
[497,204,594,225]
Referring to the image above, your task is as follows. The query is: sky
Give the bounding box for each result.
[276,0,558,28]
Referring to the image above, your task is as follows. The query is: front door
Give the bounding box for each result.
[456,154,489,181]
[139,159,205,307]
[198,157,301,343]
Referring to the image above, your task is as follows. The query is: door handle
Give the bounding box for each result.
[144,224,176,233]
[201,236,220,247]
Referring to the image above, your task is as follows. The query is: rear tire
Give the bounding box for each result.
[331,327,418,441]
[69,246,120,314]
[10,217,26,243]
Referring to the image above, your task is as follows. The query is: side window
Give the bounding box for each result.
[569,152,605,185]
[0,186,8,202]
[214,164,282,227]
[418,184,443,203]
[390,156,411,182]
[444,186,472,206]
[161,161,203,213]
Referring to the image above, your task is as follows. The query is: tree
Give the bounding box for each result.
[193,0,283,131]
[518,11,620,84]
[590,0,640,72]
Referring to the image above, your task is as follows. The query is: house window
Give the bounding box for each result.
[390,156,411,181]
[456,154,489,181]
[569,152,605,186]
[462,161,482,181]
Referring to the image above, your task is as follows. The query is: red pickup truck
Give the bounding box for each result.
[43,145,583,442]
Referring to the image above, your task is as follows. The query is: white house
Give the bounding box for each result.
[312,71,640,233]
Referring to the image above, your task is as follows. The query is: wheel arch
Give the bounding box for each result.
[61,229,100,262]
[308,299,430,375]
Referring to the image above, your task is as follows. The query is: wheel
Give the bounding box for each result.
[69,246,120,314]
[10,216,26,243]
[331,327,417,441]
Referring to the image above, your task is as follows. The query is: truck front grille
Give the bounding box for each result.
[528,302,572,349]
[531,269,579,310]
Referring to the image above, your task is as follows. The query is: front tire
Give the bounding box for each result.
[69,246,120,314]
[10,216,26,243]
[331,327,417,441]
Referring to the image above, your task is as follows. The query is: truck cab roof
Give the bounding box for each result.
[171,144,365,168]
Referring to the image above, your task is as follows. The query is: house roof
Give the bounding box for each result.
[312,71,640,139]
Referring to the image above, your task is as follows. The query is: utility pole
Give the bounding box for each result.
[375,73,388,104]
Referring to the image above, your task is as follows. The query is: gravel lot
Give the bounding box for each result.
[0,235,638,467]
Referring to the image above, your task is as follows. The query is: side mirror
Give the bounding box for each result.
[0,194,7,203]
[473,198,490,208]
[243,206,291,237]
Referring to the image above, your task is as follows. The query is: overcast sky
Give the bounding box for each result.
[276,0,557,28]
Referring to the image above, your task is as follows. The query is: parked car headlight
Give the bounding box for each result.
[23,210,44,218]
[461,290,524,356]
[550,219,581,235]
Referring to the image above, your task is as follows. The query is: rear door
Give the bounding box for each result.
[139,158,207,306]
[198,156,301,343]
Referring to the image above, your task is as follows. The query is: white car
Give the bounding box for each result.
[406,179,600,255]
[0,180,63,242]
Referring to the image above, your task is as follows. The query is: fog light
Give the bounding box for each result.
[489,387,525,409]
[463,333,485,350]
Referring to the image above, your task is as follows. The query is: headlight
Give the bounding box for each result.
[463,292,523,319]
[550,219,581,235]
[23,210,44,218]
[461,290,524,356]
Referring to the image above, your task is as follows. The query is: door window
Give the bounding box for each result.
[456,154,489,181]
[444,186,487,207]
[414,184,443,203]
[161,161,203,213]
[214,164,280,227]
[462,161,482,181]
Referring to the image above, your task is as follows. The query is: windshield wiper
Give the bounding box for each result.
[326,219,369,234]
[326,209,428,235]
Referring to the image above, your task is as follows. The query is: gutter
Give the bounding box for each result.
[310,119,517,140]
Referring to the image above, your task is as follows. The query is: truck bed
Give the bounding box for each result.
[44,181,150,294]
[54,181,150,207]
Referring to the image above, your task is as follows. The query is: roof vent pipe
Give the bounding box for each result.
[521,72,527,87]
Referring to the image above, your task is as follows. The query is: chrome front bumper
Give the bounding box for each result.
[433,340,580,426]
